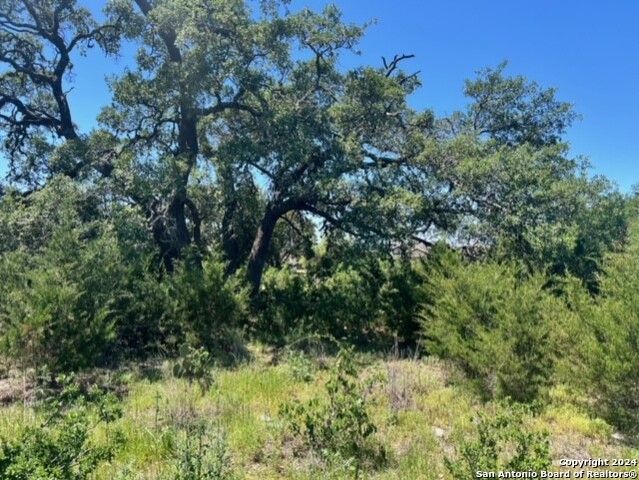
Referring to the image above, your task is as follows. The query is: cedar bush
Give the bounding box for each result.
[0,376,123,479]
[0,224,125,372]
[419,246,567,402]
[164,253,249,358]
[280,349,385,472]
[258,263,380,343]
[257,253,420,345]
[0,181,249,371]
[564,223,639,432]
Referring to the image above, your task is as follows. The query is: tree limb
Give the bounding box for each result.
[382,53,415,78]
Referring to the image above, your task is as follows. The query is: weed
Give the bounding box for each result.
[445,402,551,478]
[281,349,385,475]
[173,344,214,394]
[0,375,123,479]
[286,351,316,383]
[163,423,235,480]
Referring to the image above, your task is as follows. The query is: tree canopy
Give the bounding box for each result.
[0,0,626,296]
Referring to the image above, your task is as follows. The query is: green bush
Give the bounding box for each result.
[0,217,248,371]
[0,177,99,255]
[258,264,377,343]
[420,248,566,402]
[258,254,421,345]
[0,376,123,479]
[112,268,175,358]
[258,266,309,341]
[173,344,215,394]
[565,224,639,432]
[0,224,125,371]
[310,265,380,341]
[165,253,249,358]
[280,349,385,472]
[162,424,235,480]
[377,259,422,343]
[103,204,173,358]
[0,178,169,369]
[445,402,551,479]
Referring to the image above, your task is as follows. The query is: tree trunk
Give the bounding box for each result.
[150,195,199,272]
[246,208,279,295]
[222,205,242,274]
[218,165,243,274]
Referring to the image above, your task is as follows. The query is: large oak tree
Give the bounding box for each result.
[0,0,623,295]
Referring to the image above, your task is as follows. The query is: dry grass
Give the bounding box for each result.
[0,350,637,479]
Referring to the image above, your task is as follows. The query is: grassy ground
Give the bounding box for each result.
[0,345,637,479]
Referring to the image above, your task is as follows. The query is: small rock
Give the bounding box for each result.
[433,426,446,438]
[612,432,625,442]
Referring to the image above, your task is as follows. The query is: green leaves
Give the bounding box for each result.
[0,0,126,184]
[434,105,626,285]
[445,402,551,479]
[563,223,639,431]
[280,348,384,469]
[163,254,249,355]
[0,177,156,371]
[419,248,567,401]
[0,375,123,480]
[292,4,365,55]
[172,344,214,393]
[0,218,122,371]
[463,61,577,147]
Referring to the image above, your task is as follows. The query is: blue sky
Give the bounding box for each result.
[298,0,638,192]
[4,0,638,191]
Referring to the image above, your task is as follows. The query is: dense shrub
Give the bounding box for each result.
[0,178,100,255]
[0,178,170,369]
[165,253,249,358]
[0,196,248,371]
[445,402,551,478]
[377,259,422,343]
[258,254,421,345]
[259,263,379,343]
[258,266,310,341]
[420,247,567,401]
[280,349,385,472]
[0,376,123,479]
[564,224,639,432]
[0,224,126,372]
